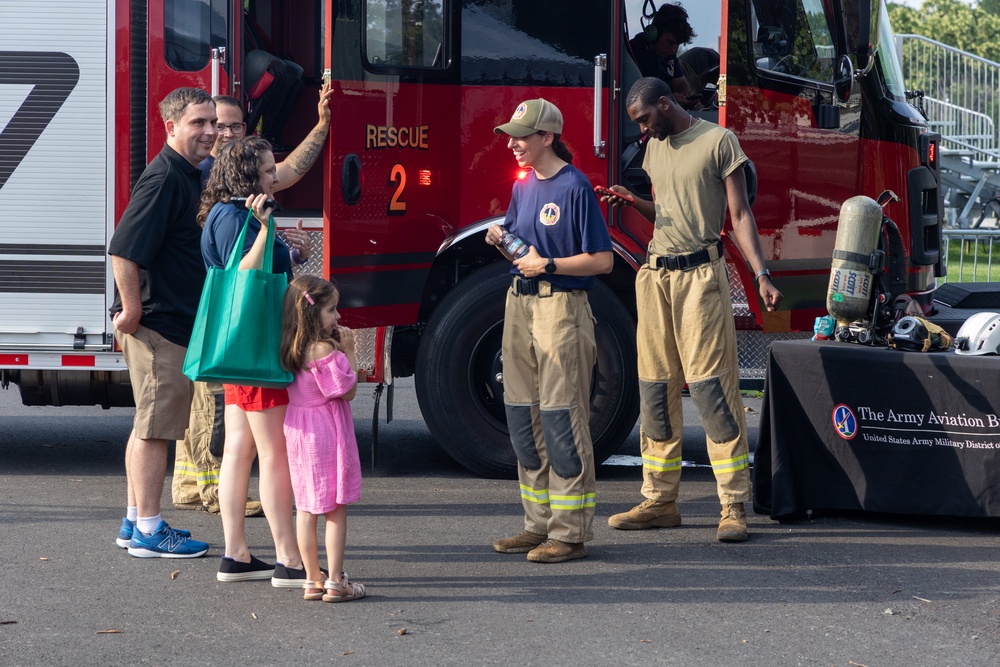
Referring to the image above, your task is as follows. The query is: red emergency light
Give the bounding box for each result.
[920,134,940,171]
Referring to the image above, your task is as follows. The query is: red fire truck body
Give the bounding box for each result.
[0,0,940,477]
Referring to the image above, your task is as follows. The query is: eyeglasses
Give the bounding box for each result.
[217,122,246,136]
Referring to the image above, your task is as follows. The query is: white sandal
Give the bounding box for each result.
[322,571,366,603]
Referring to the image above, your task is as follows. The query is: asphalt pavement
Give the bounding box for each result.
[1,379,999,666]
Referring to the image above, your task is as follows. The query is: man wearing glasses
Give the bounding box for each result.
[172,83,334,517]
[198,82,334,188]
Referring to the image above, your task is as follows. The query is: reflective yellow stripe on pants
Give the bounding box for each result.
[172,459,220,485]
[711,453,749,476]
[641,453,683,473]
[519,484,550,506]
[549,493,596,511]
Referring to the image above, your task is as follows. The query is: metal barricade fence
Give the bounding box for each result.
[895,34,1000,147]
[941,228,1000,283]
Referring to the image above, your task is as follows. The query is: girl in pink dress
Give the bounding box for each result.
[279,275,366,602]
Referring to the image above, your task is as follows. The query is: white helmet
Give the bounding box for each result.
[954,311,1000,355]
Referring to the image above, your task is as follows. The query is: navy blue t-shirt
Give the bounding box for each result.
[198,155,215,189]
[503,164,612,290]
[201,202,294,280]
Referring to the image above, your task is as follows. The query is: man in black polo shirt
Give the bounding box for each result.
[108,87,217,558]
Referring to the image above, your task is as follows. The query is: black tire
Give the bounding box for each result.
[414,262,639,478]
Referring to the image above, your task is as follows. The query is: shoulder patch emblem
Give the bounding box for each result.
[539,203,560,226]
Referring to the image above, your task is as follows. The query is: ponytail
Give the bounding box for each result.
[551,134,573,164]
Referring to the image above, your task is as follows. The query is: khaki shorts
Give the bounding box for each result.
[117,325,194,441]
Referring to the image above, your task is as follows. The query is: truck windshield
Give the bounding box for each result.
[876,2,906,102]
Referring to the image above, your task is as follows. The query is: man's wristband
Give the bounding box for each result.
[291,248,309,265]
[754,268,771,282]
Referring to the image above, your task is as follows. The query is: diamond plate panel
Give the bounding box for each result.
[277,229,325,279]
[352,327,379,373]
[728,261,812,380]
[737,330,812,380]
[727,260,752,318]
[277,229,377,373]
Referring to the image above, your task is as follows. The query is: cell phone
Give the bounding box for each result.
[230,196,281,211]
[594,185,635,204]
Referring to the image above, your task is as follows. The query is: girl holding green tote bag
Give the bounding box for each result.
[196,136,307,585]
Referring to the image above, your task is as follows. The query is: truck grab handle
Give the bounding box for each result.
[594,54,607,159]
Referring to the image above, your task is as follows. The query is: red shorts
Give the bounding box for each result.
[223,384,289,412]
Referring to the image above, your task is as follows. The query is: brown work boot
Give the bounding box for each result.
[526,539,587,563]
[717,502,748,542]
[493,530,546,554]
[204,498,264,517]
[607,498,682,530]
[173,501,207,511]
[244,499,264,517]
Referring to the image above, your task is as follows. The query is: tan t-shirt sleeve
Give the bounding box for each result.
[644,123,748,256]
[717,129,748,181]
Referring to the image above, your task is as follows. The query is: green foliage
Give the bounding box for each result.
[887,0,1000,62]
[886,5,922,36]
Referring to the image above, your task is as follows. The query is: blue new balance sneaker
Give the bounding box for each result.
[116,517,191,549]
[127,520,209,558]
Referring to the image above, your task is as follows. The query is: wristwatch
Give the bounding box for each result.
[754,268,771,282]
[544,258,557,274]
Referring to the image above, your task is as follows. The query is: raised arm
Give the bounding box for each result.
[274,81,334,191]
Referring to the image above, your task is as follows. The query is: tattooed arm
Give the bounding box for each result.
[274,81,334,192]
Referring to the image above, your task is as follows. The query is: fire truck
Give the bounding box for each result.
[0,0,941,477]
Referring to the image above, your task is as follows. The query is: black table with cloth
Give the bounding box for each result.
[753,339,1000,519]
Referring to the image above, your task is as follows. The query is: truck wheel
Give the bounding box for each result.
[414,262,639,478]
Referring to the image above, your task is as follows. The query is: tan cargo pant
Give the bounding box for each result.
[171,381,223,506]
[502,284,597,544]
[635,258,751,504]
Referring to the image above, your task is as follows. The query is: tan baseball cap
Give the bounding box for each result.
[494,98,564,137]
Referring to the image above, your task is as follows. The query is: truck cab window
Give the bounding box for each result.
[751,0,836,83]
[164,0,227,72]
[365,0,447,69]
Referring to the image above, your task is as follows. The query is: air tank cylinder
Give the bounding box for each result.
[827,195,883,325]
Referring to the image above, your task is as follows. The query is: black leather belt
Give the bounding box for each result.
[652,240,724,271]
[511,277,576,296]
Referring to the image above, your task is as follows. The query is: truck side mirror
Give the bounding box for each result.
[834,55,854,103]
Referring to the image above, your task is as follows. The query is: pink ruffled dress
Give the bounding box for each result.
[283,351,362,513]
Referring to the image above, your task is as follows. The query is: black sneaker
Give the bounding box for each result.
[271,562,308,588]
[217,555,274,582]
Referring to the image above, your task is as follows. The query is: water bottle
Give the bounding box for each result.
[501,231,530,259]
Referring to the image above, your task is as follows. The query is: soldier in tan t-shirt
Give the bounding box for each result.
[601,76,782,543]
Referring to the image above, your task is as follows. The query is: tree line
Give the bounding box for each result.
[889,0,1000,62]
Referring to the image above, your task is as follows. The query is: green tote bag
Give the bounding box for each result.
[183,209,293,388]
